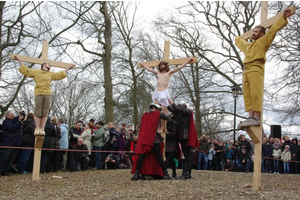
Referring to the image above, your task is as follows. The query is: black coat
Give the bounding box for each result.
[262,144,273,158]
[43,120,57,152]
[22,119,35,147]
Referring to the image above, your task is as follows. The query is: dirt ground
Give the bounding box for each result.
[0,169,298,199]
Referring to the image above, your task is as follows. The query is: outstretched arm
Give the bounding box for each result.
[140,62,157,75]
[283,8,291,19]
[169,57,193,75]
[65,64,74,72]
[14,55,23,65]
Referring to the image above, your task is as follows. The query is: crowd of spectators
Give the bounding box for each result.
[0,109,299,176]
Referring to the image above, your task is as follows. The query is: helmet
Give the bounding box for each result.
[149,103,161,110]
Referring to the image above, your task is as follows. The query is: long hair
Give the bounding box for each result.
[158,61,170,72]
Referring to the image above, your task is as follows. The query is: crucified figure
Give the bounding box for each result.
[15,55,74,136]
[140,57,193,132]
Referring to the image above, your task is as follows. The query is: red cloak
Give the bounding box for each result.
[187,111,200,148]
[131,111,164,177]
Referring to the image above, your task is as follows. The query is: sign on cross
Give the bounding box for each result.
[10,41,76,69]
[137,41,197,68]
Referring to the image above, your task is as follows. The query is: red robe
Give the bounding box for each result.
[131,111,164,177]
[187,111,200,148]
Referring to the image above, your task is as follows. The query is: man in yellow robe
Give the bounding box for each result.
[235,8,291,129]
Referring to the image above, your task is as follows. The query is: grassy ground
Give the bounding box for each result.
[0,169,298,199]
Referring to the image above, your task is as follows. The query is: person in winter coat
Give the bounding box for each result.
[73,122,94,156]
[281,145,291,174]
[40,116,57,173]
[207,144,215,170]
[92,120,106,170]
[290,138,299,174]
[272,143,281,174]
[58,119,68,170]
[0,110,24,176]
[18,113,35,174]
[262,140,273,173]
[238,148,250,172]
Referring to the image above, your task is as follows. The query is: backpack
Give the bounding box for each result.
[102,129,110,143]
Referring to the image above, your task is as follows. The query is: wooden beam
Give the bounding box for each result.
[10,54,76,69]
[137,57,197,68]
[32,136,44,181]
[163,41,170,61]
[261,1,268,23]
[240,5,296,40]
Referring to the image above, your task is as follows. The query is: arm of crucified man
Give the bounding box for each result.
[140,62,158,74]
[169,57,194,75]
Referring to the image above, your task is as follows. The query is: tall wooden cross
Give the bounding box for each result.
[137,41,197,158]
[241,3,295,191]
[11,41,75,181]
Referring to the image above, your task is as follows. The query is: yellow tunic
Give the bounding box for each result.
[235,16,288,112]
[19,64,66,96]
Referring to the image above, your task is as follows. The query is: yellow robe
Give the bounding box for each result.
[19,64,66,96]
[235,16,288,112]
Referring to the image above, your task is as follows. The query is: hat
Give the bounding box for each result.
[285,145,290,149]
[274,143,279,147]
[241,148,246,151]
[89,119,95,122]
[149,103,161,110]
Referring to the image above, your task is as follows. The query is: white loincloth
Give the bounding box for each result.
[152,89,171,106]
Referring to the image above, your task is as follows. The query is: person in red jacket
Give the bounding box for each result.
[131,104,173,181]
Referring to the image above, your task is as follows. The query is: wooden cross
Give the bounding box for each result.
[10,41,76,69]
[137,41,197,68]
[11,41,75,181]
[240,4,295,40]
[241,3,296,191]
[137,41,197,158]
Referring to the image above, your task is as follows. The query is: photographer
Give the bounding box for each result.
[104,152,132,169]
[70,138,89,171]
[0,110,24,176]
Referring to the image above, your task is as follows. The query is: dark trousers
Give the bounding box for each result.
[166,152,176,174]
[180,139,191,171]
[0,148,18,174]
[41,152,51,173]
[136,143,167,172]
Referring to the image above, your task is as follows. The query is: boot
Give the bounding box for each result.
[163,169,174,180]
[187,165,192,179]
[178,164,189,179]
[39,128,46,136]
[34,128,40,136]
[131,170,140,181]
[172,171,177,178]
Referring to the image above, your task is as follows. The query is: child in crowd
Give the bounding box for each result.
[224,158,234,171]
[281,145,291,174]
[272,143,282,174]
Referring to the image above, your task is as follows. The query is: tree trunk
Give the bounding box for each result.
[101,2,114,123]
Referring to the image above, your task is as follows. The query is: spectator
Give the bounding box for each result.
[272,143,281,174]
[197,134,209,170]
[290,138,299,174]
[119,132,126,152]
[105,152,132,169]
[281,136,292,151]
[70,138,89,171]
[120,123,130,143]
[102,122,119,160]
[238,148,250,172]
[239,135,252,156]
[18,113,35,174]
[262,140,273,173]
[224,144,234,161]
[92,120,106,170]
[58,119,68,170]
[214,141,225,171]
[130,134,139,164]
[281,145,291,174]
[46,116,61,172]
[232,141,241,170]
[73,122,94,158]
[224,158,234,171]
[41,116,57,173]
[207,144,215,170]
[66,121,83,169]
[0,110,24,176]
